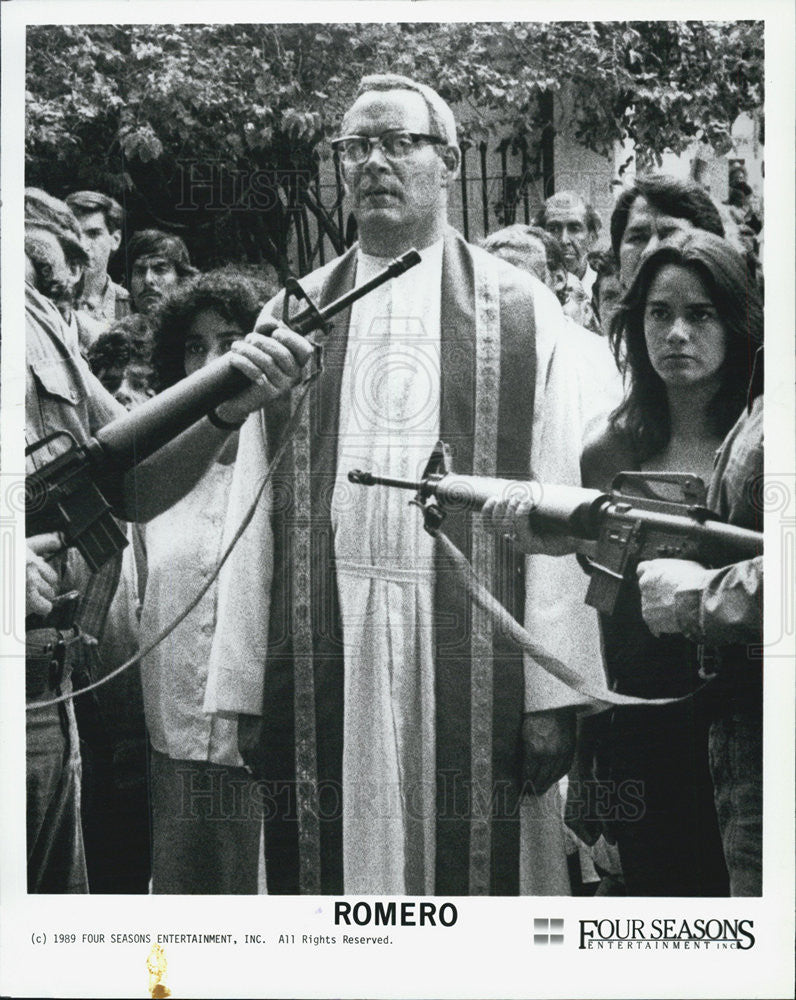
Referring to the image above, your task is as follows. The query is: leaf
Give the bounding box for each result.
[25,21,763,271]
[119,125,163,162]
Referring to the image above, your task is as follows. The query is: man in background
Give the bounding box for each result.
[127,230,197,317]
[587,250,623,338]
[482,223,568,301]
[535,190,602,297]
[66,190,131,344]
[610,174,725,287]
[482,224,622,432]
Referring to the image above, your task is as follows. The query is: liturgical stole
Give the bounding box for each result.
[260,228,537,895]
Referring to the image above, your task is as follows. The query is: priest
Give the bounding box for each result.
[205,74,607,895]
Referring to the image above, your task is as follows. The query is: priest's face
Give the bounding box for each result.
[339,89,458,255]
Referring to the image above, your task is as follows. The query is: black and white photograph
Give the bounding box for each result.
[1,2,793,998]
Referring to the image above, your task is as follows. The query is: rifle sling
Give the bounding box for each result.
[431,527,695,710]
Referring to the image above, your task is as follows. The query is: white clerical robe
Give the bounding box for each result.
[205,234,611,895]
[332,241,443,893]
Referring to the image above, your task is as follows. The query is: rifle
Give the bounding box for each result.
[348,441,762,615]
[26,250,421,572]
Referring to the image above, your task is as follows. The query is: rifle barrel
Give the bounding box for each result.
[347,467,762,562]
[291,249,421,334]
[347,470,422,491]
[92,251,422,474]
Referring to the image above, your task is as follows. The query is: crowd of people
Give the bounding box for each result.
[25,73,763,899]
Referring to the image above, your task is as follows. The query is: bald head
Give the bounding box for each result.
[349,73,458,145]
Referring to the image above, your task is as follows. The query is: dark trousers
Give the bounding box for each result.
[150,749,262,894]
[590,699,730,897]
[80,736,152,893]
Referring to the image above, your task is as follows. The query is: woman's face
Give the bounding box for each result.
[643,264,727,391]
[183,308,244,377]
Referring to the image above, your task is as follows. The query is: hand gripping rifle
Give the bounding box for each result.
[26,250,422,572]
[348,441,763,615]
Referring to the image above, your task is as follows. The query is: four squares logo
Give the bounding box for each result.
[532,918,756,951]
[533,918,564,945]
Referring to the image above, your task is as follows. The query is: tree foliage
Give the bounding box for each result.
[26,21,763,275]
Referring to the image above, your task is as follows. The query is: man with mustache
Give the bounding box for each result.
[127,229,197,318]
[206,74,606,895]
[610,174,725,288]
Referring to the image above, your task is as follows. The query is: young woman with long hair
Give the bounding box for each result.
[487,229,762,895]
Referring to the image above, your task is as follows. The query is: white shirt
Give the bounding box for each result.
[581,262,598,298]
[140,461,242,765]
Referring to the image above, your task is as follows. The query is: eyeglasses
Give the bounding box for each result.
[330,130,446,165]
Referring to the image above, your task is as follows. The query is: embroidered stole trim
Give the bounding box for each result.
[468,252,500,894]
[434,232,536,895]
[263,246,357,894]
[263,233,536,895]
[290,396,321,893]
